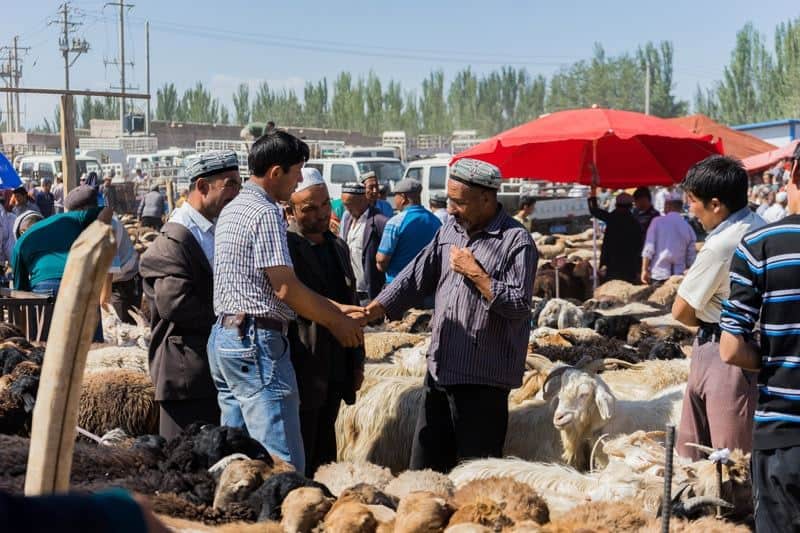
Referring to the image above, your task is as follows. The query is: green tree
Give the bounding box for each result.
[448,68,479,130]
[364,71,384,135]
[251,81,275,123]
[303,79,329,128]
[383,80,404,131]
[156,82,179,121]
[637,42,688,117]
[400,91,420,135]
[331,72,365,131]
[420,70,449,134]
[232,83,250,125]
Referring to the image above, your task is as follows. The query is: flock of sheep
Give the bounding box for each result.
[0,227,756,532]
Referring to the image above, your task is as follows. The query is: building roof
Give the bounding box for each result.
[732,118,800,131]
[667,114,777,159]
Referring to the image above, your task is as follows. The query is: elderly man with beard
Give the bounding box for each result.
[286,168,365,476]
[362,158,537,472]
[139,150,242,439]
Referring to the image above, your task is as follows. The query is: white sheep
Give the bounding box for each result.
[384,469,455,499]
[84,345,149,375]
[536,299,585,329]
[313,461,395,497]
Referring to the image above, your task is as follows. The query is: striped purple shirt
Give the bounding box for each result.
[376,208,537,389]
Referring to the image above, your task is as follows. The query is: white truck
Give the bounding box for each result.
[304,157,406,199]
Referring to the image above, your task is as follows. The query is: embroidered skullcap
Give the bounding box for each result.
[450,158,502,190]
[341,182,365,195]
[185,150,240,181]
[358,171,377,184]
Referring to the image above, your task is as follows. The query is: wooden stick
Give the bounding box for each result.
[662,424,676,533]
[24,221,116,495]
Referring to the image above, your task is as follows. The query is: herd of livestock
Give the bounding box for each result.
[0,228,754,532]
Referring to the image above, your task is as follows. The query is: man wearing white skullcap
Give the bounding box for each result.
[139,150,242,439]
[286,168,365,476]
[762,190,788,224]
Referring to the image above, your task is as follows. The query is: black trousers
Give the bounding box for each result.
[752,446,800,532]
[410,372,510,473]
[140,216,163,230]
[299,383,344,477]
[111,275,141,325]
[158,398,220,440]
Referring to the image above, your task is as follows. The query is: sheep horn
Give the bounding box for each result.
[526,354,554,372]
[75,426,104,444]
[589,433,610,473]
[684,442,716,456]
[601,358,643,370]
[680,496,734,513]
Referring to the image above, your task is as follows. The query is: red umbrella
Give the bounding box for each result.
[451,108,723,188]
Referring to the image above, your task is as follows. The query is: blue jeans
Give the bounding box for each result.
[207,318,305,472]
[32,278,104,342]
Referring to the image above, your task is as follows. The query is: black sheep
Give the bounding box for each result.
[0,347,26,376]
[249,471,333,522]
[162,424,272,473]
[640,339,686,361]
[0,374,39,435]
[0,323,24,342]
[594,315,640,341]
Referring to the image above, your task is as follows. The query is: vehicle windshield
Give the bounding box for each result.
[357,161,405,183]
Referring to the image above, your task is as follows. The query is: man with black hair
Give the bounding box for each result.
[632,186,660,236]
[672,155,766,460]
[209,131,364,473]
[140,150,241,439]
[719,145,800,532]
[341,182,387,303]
[513,196,535,232]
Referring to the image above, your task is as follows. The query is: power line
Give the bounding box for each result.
[48,2,91,90]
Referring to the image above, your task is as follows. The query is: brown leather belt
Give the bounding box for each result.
[220,313,287,335]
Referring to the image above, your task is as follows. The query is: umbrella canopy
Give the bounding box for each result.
[0,152,22,190]
[452,108,723,188]
[667,114,776,160]
[741,139,800,174]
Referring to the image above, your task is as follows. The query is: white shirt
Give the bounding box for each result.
[762,203,787,224]
[642,211,696,281]
[677,208,765,324]
[169,202,215,265]
[346,211,367,293]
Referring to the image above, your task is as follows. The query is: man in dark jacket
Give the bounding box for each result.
[137,185,166,230]
[139,150,241,439]
[340,182,388,303]
[287,170,365,476]
[588,190,643,283]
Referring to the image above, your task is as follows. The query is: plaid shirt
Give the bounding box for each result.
[213,181,295,322]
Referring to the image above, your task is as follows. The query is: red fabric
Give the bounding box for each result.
[451,108,723,188]
[667,114,776,160]
[741,140,800,173]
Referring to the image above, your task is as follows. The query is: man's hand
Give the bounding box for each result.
[450,246,482,278]
[641,270,651,285]
[364,301,386,323]
[326,312,364,348]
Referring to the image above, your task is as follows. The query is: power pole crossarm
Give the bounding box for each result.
[50,2,89,91]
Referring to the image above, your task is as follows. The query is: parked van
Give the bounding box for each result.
[305,157,405,199]
[402,156,450,206]
[16,155,101,182]
[341,146,401,159]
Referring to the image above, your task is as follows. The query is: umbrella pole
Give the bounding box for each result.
[592,219,598,291]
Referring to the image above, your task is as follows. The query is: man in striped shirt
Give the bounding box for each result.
[720,146,800,532]
[208,131,364,473]
[363,158,537,473]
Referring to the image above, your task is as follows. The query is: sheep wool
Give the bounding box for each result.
[393,491,454,533]
[313,461,395,497]
[78,369,158,436]
[384,469,455,499]
[280,486,333,533]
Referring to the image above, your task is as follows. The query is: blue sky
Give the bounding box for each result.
[2,0,798,128]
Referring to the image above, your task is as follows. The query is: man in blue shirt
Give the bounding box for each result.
[377,178,441,284]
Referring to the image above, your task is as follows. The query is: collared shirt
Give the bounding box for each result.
[376,208,537,389]
[213,181,294,321]
[433,208,449,225]
[346,210,367,293]
[642,211,697,280]
[677,207,765,324]
[170,202,215,265]
[52,183,64,210]
[378,204,442,283]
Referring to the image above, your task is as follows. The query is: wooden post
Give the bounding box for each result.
[165,178,175,213]
[59,94,78,195]
[24,221,116,495]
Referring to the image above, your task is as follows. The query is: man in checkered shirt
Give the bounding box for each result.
[208,131,364,473]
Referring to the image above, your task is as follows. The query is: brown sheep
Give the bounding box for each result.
[78,369,158,436]
[394,491,454,533]
[213,459,275,509]
[280,486,334,533]
[332,483,399,511]
[313,461,395,496]
[647,275,684,307]
[364,332,427,362]
[323,501,378,533]
[593,279,652,303]
[542,501,648,532]
[454,477,549,526]
[384,308,433,333]
[445,524,494,533]
[448,499,514,531]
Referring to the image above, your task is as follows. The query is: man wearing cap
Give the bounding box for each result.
[340,181,388,304]
[11,186,40,217]
[208,131,363,472]
[11,186,112,341]
[139,150,241,439]
[376,178,442,285]
[138,185,167,230]
[762,191,788,224]
[587,190,643,283]
[362,158,537,472]
[360,171,394,218]
[429,192,449,224]
[632,187,660,237]
[286,168,365,476]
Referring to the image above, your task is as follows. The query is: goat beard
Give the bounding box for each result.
[559,425,593,472]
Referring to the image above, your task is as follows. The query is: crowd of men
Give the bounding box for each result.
[4,131,799,531]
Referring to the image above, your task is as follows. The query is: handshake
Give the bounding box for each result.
[327,301,385,348]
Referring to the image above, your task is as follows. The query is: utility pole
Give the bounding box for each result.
[12,36,30,131]
[104,0,134,136]
[145,20,150,135]
[644,58,651,116]
[0,49,12,132]
[50,3,89,91]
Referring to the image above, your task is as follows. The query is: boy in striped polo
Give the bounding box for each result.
[720,146,800,532]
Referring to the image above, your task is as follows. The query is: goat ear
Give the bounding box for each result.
[542,373,562,401]
[594,380,616,420]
